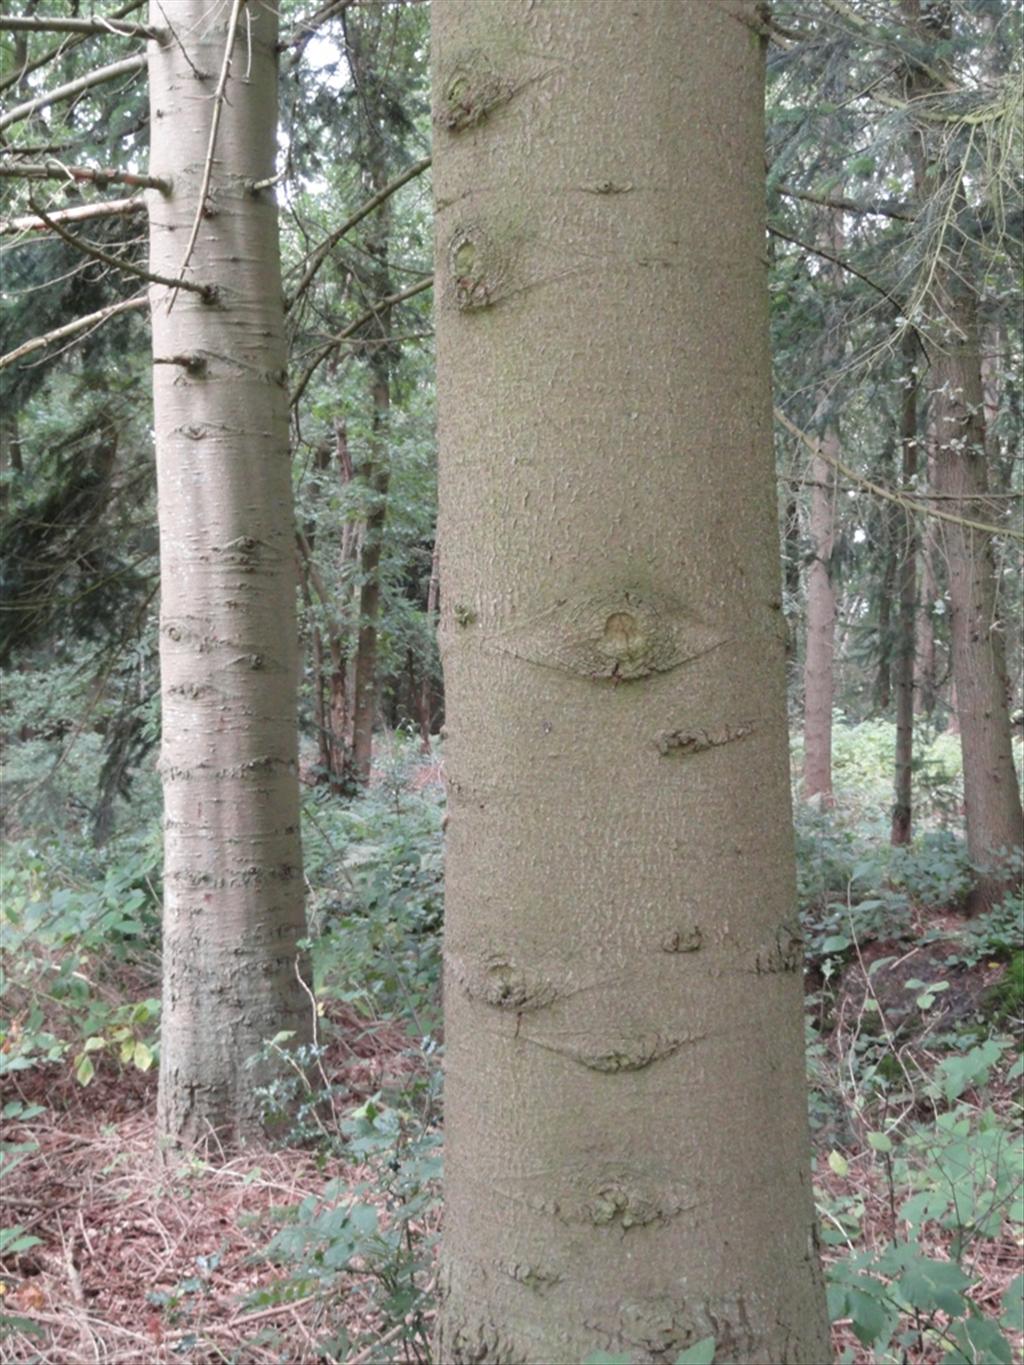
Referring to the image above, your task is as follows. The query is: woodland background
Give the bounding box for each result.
[0,1,1022,1362]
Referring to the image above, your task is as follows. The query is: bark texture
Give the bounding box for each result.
[148,0,311,1148]
[432,2,829,1360]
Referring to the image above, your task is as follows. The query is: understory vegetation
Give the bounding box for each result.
[1,724,1021,1363]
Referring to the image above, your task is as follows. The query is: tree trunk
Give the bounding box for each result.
[432,2,829,1360]
[875,505,895,714]
[350,361,390,785]
[929,287,1022,901]
[148,0,311,1149]
[915,425,940,717]
[802,425,837,804]
[419,538,440,752]
[891,337,919,846]
[900,0,1022,902]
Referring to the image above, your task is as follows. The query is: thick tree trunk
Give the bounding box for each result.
[432,2,829,1360]
[148,0,311,1149]
[900,0,1022,902]
[802,426,837,804]
[892,338,919,846]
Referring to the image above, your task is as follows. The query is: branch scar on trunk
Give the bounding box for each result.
[656,722,754,757]
[485,590,727,682]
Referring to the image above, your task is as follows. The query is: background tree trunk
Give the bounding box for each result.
[148,0,311,1149]
[432,1,829,1359]
[803,425,838,803]
[891,337,919,845]
[929,287,1023,900]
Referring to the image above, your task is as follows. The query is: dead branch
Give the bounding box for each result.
[0,55,147,134]
[0,296,148,371]
[286,156,431,312]
[774,406,1023,543]
[1,196,146,234]
[27,198,214,300]
[167,0,245,308]
[291,275,433,407]
[0,0,146,96]
[0,160,169,193]
[0,16,159,40]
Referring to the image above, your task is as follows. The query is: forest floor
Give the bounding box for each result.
[3,952,1019,1365]
[1,748,1021,1363]
[1,1001,437,1364]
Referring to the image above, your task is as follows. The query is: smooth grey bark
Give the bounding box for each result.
[148,0,311,1149]
[432,2,829,1360]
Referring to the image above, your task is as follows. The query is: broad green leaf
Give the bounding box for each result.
[1000,1274,1024,1333]
[828,1150,849,1177]
[133,1041,154,1072]
[867,1132,893,1153]
[847,1286,888,1346]
[896,1257,970,1317]
[75,1054,95,1086]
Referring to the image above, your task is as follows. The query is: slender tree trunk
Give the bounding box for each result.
[803,424,837,804]
[351,359,391,785]
[892,337,919,846]
[432,2,829,1359]
[875,505,895,713]
[915,425,940,717]
[419,538,440,752]
[148,0,311,1149]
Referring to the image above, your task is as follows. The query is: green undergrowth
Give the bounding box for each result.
[2,724,1022,1360]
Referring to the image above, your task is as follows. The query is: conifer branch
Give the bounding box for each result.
[774,407,1023,543]
[0,55,147,134]
[27,199,215,301]
[0,160,168,192]
[0,296,148,372]
[1,196,146,235]
[0,16,160,40]
[286,157,432,311]
[291,276,433,407]
[0,0,147,96]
